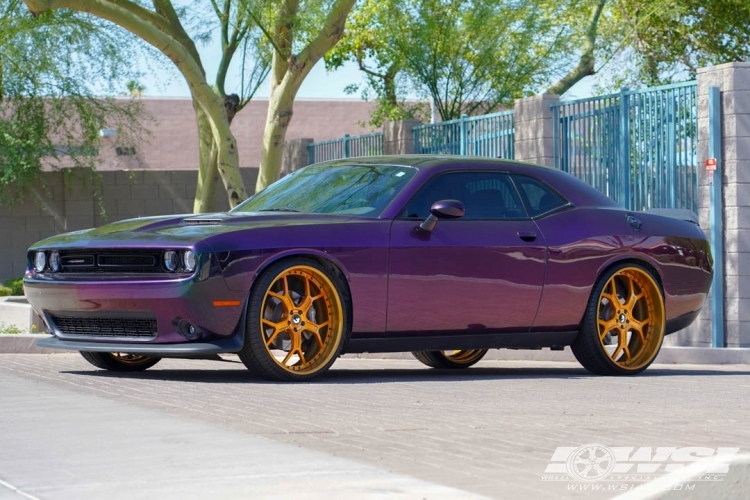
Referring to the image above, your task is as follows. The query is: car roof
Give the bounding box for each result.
[322,155,551,170]
[317,155,621,209]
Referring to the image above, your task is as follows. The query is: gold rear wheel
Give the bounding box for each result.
[572,264,665,375]
[412,349,488,369]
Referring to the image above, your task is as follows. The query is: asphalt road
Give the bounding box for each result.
[0,354,748,500]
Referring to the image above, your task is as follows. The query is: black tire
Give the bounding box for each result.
[571,263,666,376]
[79,352,161,372]
[238,257,351,382]
[411,349,488,369]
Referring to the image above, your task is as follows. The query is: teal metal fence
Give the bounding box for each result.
[307,132,384,165]
[551,82,698,211]
[412,111,515,159]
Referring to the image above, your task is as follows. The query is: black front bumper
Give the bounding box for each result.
[36,334,243,358]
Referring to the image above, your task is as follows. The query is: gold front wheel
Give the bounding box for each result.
[239,259,349,381]
[572,264,665,375]
[412,349,488,369]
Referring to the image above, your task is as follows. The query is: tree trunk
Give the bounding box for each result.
[193,105,219,213]
[256,85,295,192]
[253,0,356,193]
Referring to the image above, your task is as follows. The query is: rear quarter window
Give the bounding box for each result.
[512,175,568,217]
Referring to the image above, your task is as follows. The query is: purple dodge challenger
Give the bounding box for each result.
[25,156,712,381]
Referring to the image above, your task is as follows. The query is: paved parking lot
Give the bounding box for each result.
[1,354,749,499]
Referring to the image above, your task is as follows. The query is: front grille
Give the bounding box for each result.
[98,254,156,267]
[58,250,164,274]
[50,314,157,339]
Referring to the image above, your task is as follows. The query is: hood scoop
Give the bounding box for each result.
[184,218,223,226]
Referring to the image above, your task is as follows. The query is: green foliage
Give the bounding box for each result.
[3,278,23,296]
[0,321,24,334]
[554,0,750,93]
[0,0,146,207]
[0,286,11,297]
[609,0,750,86]
[328,0,571,122]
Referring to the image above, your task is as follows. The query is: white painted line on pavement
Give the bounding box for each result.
[611,453,750,500]
[0,478,41,500]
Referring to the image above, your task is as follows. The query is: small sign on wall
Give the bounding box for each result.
[706,158,717,184]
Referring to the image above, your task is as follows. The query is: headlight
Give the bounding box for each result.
[34,251,47,272]
[182,250,197,272]
[163,250,178,272]
[49,251,61,272]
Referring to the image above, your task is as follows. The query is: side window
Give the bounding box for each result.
[512,175,568,217]
[402,172,526,220]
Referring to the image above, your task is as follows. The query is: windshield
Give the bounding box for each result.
[232,163,418,217]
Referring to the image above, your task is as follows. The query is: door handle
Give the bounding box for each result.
[518,231,537,242]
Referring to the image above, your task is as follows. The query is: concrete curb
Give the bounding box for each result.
[0,334,63,354]
[347,347,750,365]
[1,334,748,365]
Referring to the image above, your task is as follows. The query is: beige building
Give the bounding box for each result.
[90,97,378,172]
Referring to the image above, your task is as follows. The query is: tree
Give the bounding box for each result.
[125,80,146,97]
[251,0,357,192]
[547,0,750,94]
[22,0,271,212]
[615,0,750,86]
[325,0,424,128]
[1,0,144,207]
[328,0,572,123]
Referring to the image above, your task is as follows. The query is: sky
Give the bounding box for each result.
[136,31,370,100]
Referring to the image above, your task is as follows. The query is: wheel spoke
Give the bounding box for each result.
[598,319,618,339]
[262,319,287,347]
[308,329,325,349]
[630,317,649,344]
[621,345,632,362]
[610,345,623,362]
[282,349,295,366]
[268,290,294,310]
[602,293,618,306]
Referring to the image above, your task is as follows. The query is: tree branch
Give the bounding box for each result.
[546,0,606,96]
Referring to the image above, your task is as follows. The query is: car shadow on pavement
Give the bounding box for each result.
[59,363,750,385]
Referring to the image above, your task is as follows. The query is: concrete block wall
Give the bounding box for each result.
[691,62,750,347]
[384,119,421,155]
[512,94,560,167]
[0,167,259,282]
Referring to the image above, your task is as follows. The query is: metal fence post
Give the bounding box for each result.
[460,114,468,156]
[307,143,314,166]
[619,87,631,209]
[551,104,559,169]
[343,134,350,158]
[708,86,725,348]
[666,92,677,208]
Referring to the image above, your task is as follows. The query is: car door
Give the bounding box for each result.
[386,171,547,335]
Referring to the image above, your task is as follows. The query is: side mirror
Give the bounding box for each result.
[420,199,465,232]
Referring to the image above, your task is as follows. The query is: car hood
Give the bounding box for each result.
[29,212,360,250]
